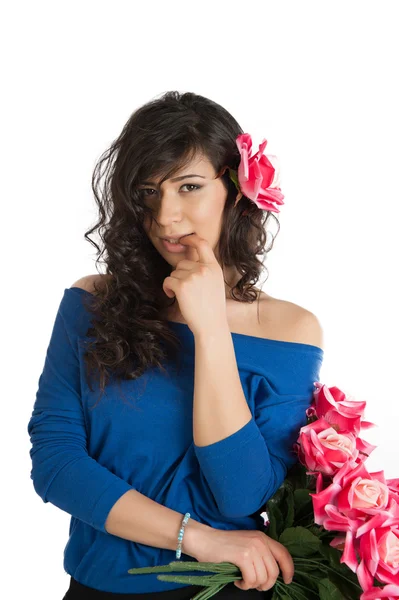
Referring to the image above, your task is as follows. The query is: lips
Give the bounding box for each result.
[160,238,188,253]
[160,233,193,242]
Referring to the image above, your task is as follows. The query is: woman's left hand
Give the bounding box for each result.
[162,233,228,338]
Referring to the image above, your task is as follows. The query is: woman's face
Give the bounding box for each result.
[141,154,228,266]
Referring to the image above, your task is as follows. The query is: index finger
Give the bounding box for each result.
[178,233,216,264]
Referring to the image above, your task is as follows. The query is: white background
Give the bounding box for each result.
[2,1,398,598]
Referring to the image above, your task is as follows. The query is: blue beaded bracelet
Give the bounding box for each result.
[176,512,191,559]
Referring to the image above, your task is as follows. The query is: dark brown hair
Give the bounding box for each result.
[81,91,280,407]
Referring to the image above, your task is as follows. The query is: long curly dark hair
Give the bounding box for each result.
[81,91,280,408]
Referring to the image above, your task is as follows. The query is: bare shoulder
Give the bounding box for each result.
[70,274,112,295]
[259,293,324,350]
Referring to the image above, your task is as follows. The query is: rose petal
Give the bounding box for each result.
[357,559,375,592]
[341,529,359,572]
[360,584,399,599]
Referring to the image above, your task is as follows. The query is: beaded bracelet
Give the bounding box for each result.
[176,512,191,559]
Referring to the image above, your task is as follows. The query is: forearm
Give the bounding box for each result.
[193,324,252,447]
[192,325,278,517]
[104,489,211,556]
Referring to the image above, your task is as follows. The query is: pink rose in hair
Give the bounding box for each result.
[235,133,285,213]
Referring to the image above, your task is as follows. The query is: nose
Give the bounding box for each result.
[148,189,184,226]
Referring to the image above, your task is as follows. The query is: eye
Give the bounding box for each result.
[181,184,201,192]
[140,184,201,196]
[140,188,156,197]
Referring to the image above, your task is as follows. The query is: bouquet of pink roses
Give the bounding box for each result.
[290,382,399,600]
[128,383,399,600]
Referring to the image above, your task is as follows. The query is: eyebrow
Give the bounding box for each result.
[141,174,207,185]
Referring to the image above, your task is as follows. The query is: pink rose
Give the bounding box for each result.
[311,382,375,436]
[312,462,390,523]
[357,525,399,596]
[336,464,390,520]
[310,462,396,573]
[295,416,376,477]
[296,417,360,476]
[387,478,399,506]
[310,461,396,573]
[235,133,285,213]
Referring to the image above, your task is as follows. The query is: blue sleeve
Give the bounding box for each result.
[27,294,133,534]
[193,357,323,519]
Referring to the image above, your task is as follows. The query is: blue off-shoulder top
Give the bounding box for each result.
[27,286,324,594]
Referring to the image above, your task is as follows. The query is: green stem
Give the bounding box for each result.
[294,568,325,580]
[300,522,329,536]
[294,512,315,525]
[275,578,318,600]
[274,580,298,599]
[293,559,361,592]
[318,563,362,591]
[157,574,232,586]
[287,579,317,594]
[292,559,328,573]
[189,581,229,600]
[293,558,324,564]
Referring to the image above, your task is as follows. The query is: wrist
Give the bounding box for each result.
[193,321,230,343]
[181,518,212,559]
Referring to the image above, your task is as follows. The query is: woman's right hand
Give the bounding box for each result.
[183,523,294,593]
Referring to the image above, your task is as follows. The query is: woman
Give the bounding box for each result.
[27,90,324,599]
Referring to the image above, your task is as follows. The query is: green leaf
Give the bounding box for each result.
[318,578,345,600]
[168,561,239,574]
[157,574,223,586]
[227,168,240,192]
[317,544,355,574]
[127,560,239,576]
[265,501,285,540]
[304,547,363,600]
[285,462,312,490]
[307,524,325,538]
[293,572,319,593]
[279,527,321,557]
[284,486,295,529]
[327,568,364,600]
[293,512,315,529]
[293,489,314,527]
[293,488,312,511]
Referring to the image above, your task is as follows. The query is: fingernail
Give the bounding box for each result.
[285,578,293,584]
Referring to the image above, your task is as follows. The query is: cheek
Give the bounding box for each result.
[143,213,156,237]
[194,196,225,223]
